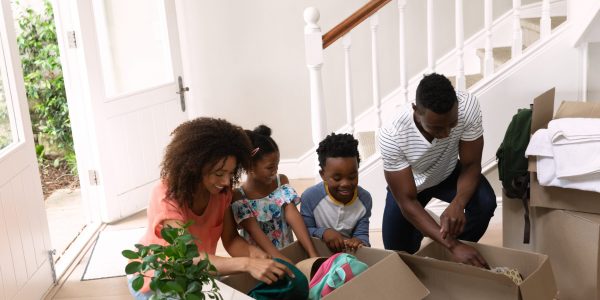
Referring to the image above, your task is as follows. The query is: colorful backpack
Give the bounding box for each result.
[308,253,368,299]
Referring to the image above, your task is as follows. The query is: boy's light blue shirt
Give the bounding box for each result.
[300,182,372,246]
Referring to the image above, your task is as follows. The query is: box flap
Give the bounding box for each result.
[329,253,429,300]
[555,101,600,118]
[531,88,555,134]
[398,252,518,300]
[530,174,600,213]
[519,257,558,300]
[411,241,557,300]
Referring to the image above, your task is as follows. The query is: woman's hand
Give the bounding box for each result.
[245,258,295,285]
[247,244,270,259]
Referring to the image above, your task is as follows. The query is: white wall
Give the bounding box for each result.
[588,42,600,101]
[177,0,526,160]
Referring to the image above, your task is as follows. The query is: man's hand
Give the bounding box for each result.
[344,238,365,251]
[448,241,489,269]
[440,201,466,239]
[322,229,346,252]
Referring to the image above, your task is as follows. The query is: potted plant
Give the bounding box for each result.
[122,222,222,300]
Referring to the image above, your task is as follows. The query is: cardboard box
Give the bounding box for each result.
[502,193,537,252]
[536,209,600,300]
[220,238,429,299]
[399,241,557,300]
[528,89,600,214]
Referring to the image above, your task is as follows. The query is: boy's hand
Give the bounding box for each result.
[344,238,364,251]
[323,229,345,252]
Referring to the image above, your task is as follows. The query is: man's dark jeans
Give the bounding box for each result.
[382,164,497,253]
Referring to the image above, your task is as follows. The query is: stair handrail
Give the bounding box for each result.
[322,0,392,49]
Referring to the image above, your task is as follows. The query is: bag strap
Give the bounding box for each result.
[513,176,531,244]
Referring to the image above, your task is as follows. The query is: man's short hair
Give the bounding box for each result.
[415,73,457,114]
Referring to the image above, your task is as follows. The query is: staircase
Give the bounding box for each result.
[288,0,599,229]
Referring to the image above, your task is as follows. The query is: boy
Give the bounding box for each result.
[301,133,372,252]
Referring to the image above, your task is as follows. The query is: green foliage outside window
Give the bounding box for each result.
[14,0,76,173]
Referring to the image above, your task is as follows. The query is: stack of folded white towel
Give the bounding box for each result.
[525,118,600,192]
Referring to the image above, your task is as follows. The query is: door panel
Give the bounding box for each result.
[0,0,54,298]
[75,0,188,222]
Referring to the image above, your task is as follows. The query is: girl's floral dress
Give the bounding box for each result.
[231,175,300,249]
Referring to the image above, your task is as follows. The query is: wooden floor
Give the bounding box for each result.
[44,179,503,299]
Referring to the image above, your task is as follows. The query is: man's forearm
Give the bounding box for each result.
[454,162,481,207]
[396,196,454,249]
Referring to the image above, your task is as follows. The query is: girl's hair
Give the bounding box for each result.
[245,124,279,161]
[316,133,361,169]
[160,117,252,209]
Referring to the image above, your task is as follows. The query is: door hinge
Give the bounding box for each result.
[67,30,77,48]
[88,170,99,186]
[48,249,57,283]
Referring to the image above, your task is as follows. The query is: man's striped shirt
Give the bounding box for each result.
[378,91,483,191]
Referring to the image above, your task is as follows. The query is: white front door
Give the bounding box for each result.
[0,0,54,298]
[72,0,188,222]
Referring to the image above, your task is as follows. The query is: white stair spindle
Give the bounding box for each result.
[343,35,355,135]
[427,0,435,72]
[370,14,382,128]
[484,0,494,77]
[512,0,523,58]
[303,7,328,150]
[455,0,466,90]
[540,0,551,40]
[398,0,408,107]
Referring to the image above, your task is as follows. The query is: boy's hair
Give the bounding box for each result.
[245,124,279,161]
[415,73,457,114]
[316,133,361,169]
[161,117,252,209]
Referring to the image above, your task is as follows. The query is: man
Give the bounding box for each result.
[379,73,496,268]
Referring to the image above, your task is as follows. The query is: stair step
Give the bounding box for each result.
[521,16,567,48]
[357,131,377,161]
[447,73,484,90]
[475,46,512,69]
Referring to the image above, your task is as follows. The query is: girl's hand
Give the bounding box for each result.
[323,229,346,252]
[245,258,295,285]
[344,238,364,251]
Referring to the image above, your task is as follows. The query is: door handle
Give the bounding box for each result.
[177,76,189,112]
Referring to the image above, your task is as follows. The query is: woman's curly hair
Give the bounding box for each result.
[160,117,252,209]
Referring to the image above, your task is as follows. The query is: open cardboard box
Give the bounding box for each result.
[398,241,557,300]
[220,238,429,299]
[535,208,600,300]
[528,89,600,214]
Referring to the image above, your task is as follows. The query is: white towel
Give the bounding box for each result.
[526,127,600,192]
[548,118,600,178]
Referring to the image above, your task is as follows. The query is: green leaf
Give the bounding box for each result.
[165,280,185,294]
[125,261,142,274]
[186,293,203,300]
[161,227,178,244]
[131,275,144,291]
[186,281,201,294]
[121,249,139,259]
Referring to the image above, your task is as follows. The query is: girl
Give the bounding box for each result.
[232,125,319,261]
[129,118,293,300]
